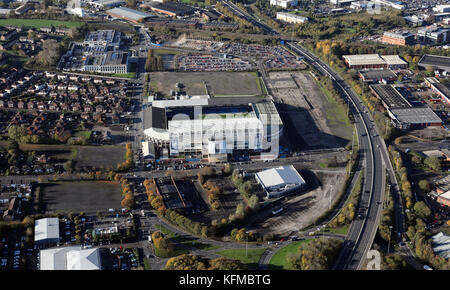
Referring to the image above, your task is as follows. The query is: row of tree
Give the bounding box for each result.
[164,254,244,270]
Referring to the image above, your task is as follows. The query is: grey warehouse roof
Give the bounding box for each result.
[34,218,59,242]
[107,6,154,21]
[389,107,442,124]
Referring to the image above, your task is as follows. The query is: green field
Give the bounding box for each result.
[111,72,136,78]
[0,19,83,29]
[269,240,311,270]
[215,248,266,266]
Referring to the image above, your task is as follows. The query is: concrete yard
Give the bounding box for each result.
[269,71,352,150]
[247,169,347,237]
[149,71,261,97]
[42,181,122,212]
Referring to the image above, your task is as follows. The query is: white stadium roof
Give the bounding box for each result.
[40,246,101,270]
[34,218,59,243]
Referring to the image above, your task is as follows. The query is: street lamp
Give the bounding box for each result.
[388,225,393,253]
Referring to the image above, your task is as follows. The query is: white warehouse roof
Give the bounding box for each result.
[40,246,101,270]
[34,218,59,243]
[256,165,305,191]
[431,232,450,260]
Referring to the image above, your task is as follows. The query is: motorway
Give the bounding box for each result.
[218,0,403,270]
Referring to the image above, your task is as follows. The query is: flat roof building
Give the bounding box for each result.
[370,84,411,109]
[40,246,101,270]
[276,12,308,24]
[419,54,450,73]
[417,25,450,44]
[150,2,195,17]
[343,54,386,69]
[388,107,442,129]
[425,77,450,105]
[270,0,298,8]
[382,30,415,46]
[255,165,306,199]
[106,6,154,23]
[34,218,59,246]
[88,0,125,8]
[380,55,408,69]
[359,69,397,83]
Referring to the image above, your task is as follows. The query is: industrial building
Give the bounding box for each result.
[34,218,59,246]
[433,4,450,13]
[39,246,102,270]
[359,69,397,83]
[58,30,131,75]
[269,0,298,8]
[431,232,450,260]
[87,0,125,9]
[437,191,450,207]
[425,77,450,105]
[255,165,306,199]
[342,54,407,69]
[369,84,411,109]
[106,6,154,23]
[419,54,450,73]
[382,30,415,46]
[388,107,442,129]
[374,0,405,10]
[150,2,196,17]
[143,97,283,161]
[417,25,450,44]
[350,1,376,10]
[276,12,308,24]
[330,0,354,6]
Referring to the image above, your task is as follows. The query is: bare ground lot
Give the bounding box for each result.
[270,71,352,150]
[149,72,261,97]
[16,144,125,169]
[42,181,122,213]
[247,169,347,237]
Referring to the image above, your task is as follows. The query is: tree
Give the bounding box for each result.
[36,39,62,67]
[413,201,431,220]
[125,0,136,8]
[8,125,26,142]
[248,195,259,210]
[418,180,430,193]
[424,156,441,171]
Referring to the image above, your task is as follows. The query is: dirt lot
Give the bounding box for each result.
[247,169,347,237]
[149,72,261,97]
[269,71,352,150]
[42,181,122,212]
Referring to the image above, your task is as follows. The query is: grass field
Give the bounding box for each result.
[215,248,266,266]
[42,181,122,212]
[111,72,136,78]
[269,240,311,270]
[149,72,261,97]
[323,225,349,235]
[0,19,83,29]
[14,144,125,169]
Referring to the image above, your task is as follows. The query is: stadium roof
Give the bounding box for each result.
[40,246,101,270]
[34,218,59,243]
[106,6,154,21]
[389,107,442,125]
[256,165,305,191]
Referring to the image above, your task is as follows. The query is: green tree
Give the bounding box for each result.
[413,201,431,220]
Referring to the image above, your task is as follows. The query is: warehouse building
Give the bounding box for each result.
[150,2,195,17]
[88,0,125,9]
[431,232,450,260]
[388,107,442,129]
[343,54,387,69]
[417,25,450,44]
[359,69,397,83]
[419,54,450,73]
[425,77,450,105]
[106,6,154,23]
[255,165,306,199]
[40,246,102,270]
[34,218,59,246]
[382,30,415,46]
[369,84,411,109]
[270,0,298,8]
[276,12,308,24]
[381,55,408,69]
[143,98,283,161]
